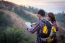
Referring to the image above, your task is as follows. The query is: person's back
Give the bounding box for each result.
[36,19,52,43]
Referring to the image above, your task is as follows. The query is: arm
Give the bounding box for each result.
[29,20,44,33]
[30,24,40,33]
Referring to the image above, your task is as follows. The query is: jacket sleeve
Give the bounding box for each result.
[29,24,40,33]
[29,20,44,33]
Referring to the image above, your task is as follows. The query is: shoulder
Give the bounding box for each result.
[53,21,57,25]
[36,20,45,28]
[42,19,51,25]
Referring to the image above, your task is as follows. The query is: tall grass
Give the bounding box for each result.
[0,27,35,43]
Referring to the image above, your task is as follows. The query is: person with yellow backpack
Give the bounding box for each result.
[26,9,57,43]
[47,12,58,43]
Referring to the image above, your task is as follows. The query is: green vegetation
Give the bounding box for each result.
[0,27,34,43]
[55,13,65,28]
[0,11,13,30]
[0,11,36,43]
[13,8,37,22]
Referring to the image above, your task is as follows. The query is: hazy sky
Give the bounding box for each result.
[5,0,65,13]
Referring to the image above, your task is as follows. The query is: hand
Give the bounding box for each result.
[32,23,37,27]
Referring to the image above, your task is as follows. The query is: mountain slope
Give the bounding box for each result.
[56,13,65,28]
[0,9,26,29]
[0,9,36,43]
[0,1,38,22]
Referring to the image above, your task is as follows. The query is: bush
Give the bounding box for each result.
[0,27,34,43]
[0,11,12,31]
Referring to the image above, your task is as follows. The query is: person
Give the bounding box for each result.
[47,12,58,43]
[27,9,52,43]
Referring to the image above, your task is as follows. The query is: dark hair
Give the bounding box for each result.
[48,12,56,23]
[38,9,45,17]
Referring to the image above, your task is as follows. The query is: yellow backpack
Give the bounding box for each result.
[52,26,56,33]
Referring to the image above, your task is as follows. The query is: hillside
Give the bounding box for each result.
[0,9,25,29]
[0,1,38,22]
[0,9,36,43]
[56,13,65,28]
[0,1,37,43]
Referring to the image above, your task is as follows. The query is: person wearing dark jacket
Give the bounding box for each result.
[28,10,52,43]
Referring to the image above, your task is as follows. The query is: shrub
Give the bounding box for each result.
[0,27,34,43]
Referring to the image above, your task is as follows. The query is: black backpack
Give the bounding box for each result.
[40,20,52,38]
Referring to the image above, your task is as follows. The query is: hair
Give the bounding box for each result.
[38,9,45,17]
[48,12,56,23]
